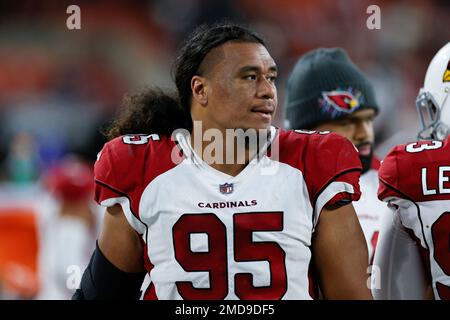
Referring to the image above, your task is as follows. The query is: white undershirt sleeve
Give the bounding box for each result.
[372,208,428,299]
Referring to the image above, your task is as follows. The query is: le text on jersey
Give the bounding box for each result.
[421,166,450,195]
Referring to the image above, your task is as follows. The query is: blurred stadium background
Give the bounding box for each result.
[0,0,448,299]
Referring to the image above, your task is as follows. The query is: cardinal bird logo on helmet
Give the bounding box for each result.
[444,60,450,82]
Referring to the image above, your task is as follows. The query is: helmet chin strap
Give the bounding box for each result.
[415,90,450,141]
[428,90,450,140]
[436,89,450,139]
[433,122,449,140]
[417,122,448,141]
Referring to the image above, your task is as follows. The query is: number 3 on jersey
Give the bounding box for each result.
[172,212,287,300]
[406,140,442,153]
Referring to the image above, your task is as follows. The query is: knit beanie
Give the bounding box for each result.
[285,48,378,129]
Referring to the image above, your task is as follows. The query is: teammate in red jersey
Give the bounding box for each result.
[284,48,390,264]
[372,42,450,300]
[73,22,371,300]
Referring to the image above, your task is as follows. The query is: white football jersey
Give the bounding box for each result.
[378,138,450,300]
[353,163,391,262]
[94,127,362,300]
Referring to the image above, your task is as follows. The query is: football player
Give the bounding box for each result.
[372,42,450,300]
[38,156,98,299]
[284,48,391,263]
[73,22,371,300]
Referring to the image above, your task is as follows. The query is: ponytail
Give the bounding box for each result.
[103,87,192,141]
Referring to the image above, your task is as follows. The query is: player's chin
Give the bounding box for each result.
[246,114,273,130]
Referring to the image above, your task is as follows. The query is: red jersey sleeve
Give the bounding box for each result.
[94,134,167,234]
[94,134,180,234]
[378,139,450,202]
[377,146,403,201]
[276,130,362,223]
[304,132,362,213]
[94,136,146,207]
[94,136,149,234]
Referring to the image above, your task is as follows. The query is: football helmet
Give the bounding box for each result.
[416,42,450,140]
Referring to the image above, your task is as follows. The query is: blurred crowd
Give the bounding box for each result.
[0,0,448,299]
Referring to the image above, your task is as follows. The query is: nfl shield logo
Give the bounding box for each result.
[219,183,234,194]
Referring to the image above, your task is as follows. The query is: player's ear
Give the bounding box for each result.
[191,75,208,106]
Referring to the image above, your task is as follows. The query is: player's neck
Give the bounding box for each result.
[210,162,248,177]
[189,128,255,177]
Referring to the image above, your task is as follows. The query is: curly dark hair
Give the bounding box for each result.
[173,21,267,111]
[103,22,266,141]
[103,87,192,140]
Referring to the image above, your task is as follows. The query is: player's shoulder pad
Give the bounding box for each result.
[378,138,450,201]
[277,129,362,202]
[94,134,175,195]
[278,129,361,168]
[378,144,403,195]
